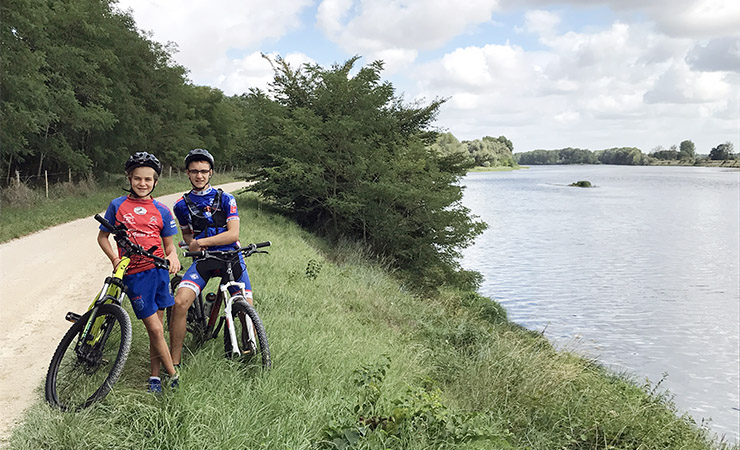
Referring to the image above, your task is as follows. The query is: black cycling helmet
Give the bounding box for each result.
[125,152,162,175]
[184,148,214,169]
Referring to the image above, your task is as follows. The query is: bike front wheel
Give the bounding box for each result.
[45,304,132,410]
[225,300,271,369]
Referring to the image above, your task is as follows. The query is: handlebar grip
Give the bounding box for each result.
[94,214,115,232]
[184,250,205,258]
[154,257,170,269]
[255,241,271,248]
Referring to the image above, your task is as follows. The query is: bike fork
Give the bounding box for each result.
[221,282,255,356]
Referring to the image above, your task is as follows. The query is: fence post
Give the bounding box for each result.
[169,166,172,178]
[68,168,72,183]
[15,170,20,186]
[45,170,49,199]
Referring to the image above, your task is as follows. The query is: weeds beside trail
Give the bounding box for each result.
[8,192,734,449]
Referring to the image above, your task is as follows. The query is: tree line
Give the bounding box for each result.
[516,140,736,166]
[1,0,246,184]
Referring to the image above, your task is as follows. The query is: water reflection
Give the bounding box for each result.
[461,165,740,442]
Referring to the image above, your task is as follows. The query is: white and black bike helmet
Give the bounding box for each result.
[125,152,162,175]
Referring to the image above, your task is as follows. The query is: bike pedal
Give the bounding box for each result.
[65,312,81,323]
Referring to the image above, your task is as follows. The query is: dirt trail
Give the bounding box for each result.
[0,181,249,443]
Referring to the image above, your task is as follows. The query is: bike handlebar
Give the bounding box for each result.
[94,214,170,269]
[184,241,271,260]
[94,213,121,233]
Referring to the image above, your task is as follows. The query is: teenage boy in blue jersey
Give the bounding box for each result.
[97,152,181,393]
[169,148,252,366]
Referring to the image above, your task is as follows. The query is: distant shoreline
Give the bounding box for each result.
[480,160,740,169]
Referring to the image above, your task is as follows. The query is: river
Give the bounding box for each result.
[460,165,740,443]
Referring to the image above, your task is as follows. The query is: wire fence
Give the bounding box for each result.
[2,164,245,201]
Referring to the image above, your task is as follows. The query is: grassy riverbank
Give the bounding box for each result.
[7,191,733,449]
[0,173,239,243]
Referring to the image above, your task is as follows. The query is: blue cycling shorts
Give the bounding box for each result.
[123,267,175,320]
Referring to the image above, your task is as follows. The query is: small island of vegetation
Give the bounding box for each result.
[570,180,593,187]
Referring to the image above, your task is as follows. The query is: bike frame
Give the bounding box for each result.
[76,256,131,349]
[182,248,263,355]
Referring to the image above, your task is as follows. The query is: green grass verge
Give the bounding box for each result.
[0,174,239,243]
[8,192,735,449]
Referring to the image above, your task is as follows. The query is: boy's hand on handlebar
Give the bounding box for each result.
[112,257,122,271]
[166,253,181,274]
[188,239,204,252]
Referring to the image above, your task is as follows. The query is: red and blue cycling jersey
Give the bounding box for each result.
[173,186,240,251]
[101,196,178,275]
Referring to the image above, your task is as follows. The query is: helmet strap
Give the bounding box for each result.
[188,172,212,190]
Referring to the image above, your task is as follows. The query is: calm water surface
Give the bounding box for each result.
[460,165,740,442]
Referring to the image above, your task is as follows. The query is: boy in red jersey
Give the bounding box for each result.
[97,152,182,393]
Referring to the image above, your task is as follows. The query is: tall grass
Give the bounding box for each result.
[8,192,735,449]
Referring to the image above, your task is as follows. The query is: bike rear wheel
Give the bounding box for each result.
[224,299,271,368]
[45,304,132,410]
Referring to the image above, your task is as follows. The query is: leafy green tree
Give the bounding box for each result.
[649,145,679,160]
[558,147,598,164]
[430,132,472,165]
[238,56,486,289]
[516,149,559,165]
[464,136,516,167]
[597,147,646,165]
[183,86,243,169]
[709,141,734,160]
[678,140,695,160]
[1,0,200,181]
[0,0,52,179]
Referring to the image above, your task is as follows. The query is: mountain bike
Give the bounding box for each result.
[169,242,272,368]
[45,214,169,410]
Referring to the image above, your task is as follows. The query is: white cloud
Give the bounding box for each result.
[686,37,740,72]
[644,62,733,104]
[218,51,316,96]
[501,0,740,38]
[115,0,313,85]
[522,9,561,36]
[316,0,501,63]
[368,48,418,73]
[652,0,740,37]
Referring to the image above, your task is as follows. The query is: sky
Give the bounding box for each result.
[114,0,740,154]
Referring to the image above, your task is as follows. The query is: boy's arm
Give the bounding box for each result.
[182,228,196,251]
[190,218,240,250]
[162,235,181,274]
[97,230,121,270]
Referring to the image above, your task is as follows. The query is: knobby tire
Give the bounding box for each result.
[225,300,271,368]
[45,304,132,410]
